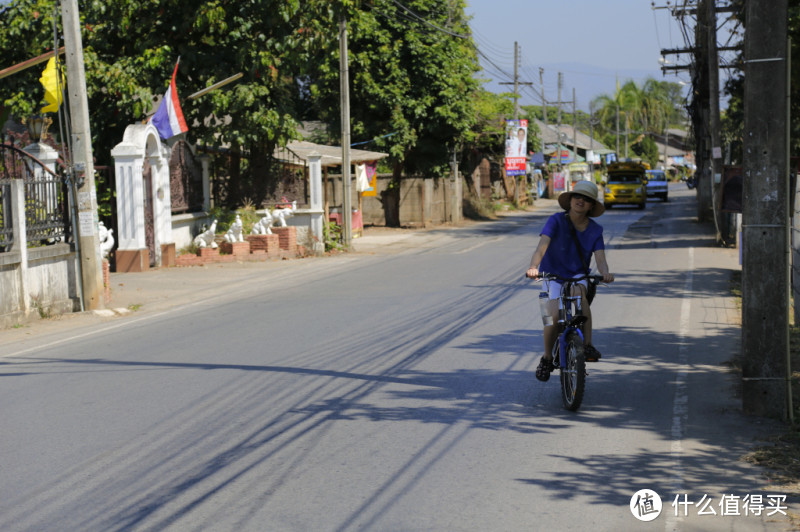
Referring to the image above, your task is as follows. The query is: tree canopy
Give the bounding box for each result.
[591,77,686,162]
[297,0,481,179]
[0,0,486,188]
[722,0,800,164]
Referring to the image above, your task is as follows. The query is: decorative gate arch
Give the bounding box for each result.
[111,123,175,272]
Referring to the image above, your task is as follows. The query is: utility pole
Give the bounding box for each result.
[61,0,103,310]
[499,42,533,120]
[556,72,562,172]
[615,103,620,160]
[513,41,519,119]
[339,16,352,248]
[706,0,723,235]
[589,101,595,175]
[741,0,791,420]
[572,88,577,165]
[694,0,713,221]
[625,118,629,159]
[539,67,547,147]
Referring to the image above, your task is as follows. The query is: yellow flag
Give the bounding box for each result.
[39,57,64,113]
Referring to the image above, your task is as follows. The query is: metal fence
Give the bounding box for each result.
[0,179,12,250]
[0,144,71,251]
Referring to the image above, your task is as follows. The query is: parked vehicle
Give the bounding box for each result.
[603,161,647,209]
[568,162,591,189]
[645,169,669,201]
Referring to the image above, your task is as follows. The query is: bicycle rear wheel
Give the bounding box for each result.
[560,331,586,411]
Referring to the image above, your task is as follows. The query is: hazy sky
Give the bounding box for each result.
[464,0,738,111]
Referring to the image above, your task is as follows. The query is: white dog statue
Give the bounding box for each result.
[98,221,114,258]
[193,219,218,248]
[224,215,245,243]
[271,200,297,227]
[250,212,274,235]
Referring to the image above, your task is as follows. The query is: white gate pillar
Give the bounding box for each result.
[23,142,59,174]
[308,153,325,255]
[111,123,174,271]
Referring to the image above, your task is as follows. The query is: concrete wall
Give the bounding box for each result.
[324,173,463,227]
[0,180,80,328]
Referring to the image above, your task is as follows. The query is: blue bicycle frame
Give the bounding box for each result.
[555,294,587,370]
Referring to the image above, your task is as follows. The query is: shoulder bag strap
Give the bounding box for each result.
[565,212,590,274]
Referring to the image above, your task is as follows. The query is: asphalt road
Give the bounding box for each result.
[0,184,792,531]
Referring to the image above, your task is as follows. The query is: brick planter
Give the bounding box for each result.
[272,226,297,254]
[246,234,281,257]
[199,247,220,258]
[174,228,302,267]
[219,241,251,257]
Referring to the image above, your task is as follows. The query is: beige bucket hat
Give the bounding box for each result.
[558,181,605,217]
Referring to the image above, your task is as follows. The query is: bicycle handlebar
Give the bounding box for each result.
[528,272,605,283]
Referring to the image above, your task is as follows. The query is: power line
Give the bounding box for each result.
[389,0,470,39]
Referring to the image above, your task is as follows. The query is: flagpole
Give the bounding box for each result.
[0,47,65,81]
[186,73,244,100]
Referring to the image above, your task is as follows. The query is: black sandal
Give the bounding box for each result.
[536,357,555,382]
[585,344,602,362]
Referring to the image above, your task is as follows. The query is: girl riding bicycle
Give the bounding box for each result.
[525,181,615,382]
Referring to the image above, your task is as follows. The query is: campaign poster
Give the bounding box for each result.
[505,119,528,176]
[553,171,567,193]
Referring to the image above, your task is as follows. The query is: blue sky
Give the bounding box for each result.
[464,0,738,111]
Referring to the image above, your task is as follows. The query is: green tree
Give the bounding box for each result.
[631,135,659,167]
[0,0,312,206]
[592,77,686,158]
[462,88,513,156]
[1,0,482,216]
[299,0,481,181]
[723,0,800,163]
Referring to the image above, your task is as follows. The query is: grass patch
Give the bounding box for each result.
[463,197,498,220]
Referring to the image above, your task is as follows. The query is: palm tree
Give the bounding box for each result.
[593,78,684,160]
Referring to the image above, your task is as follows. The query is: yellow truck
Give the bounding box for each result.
[603,161,648,209]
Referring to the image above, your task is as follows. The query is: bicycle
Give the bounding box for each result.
[535,272,604,411]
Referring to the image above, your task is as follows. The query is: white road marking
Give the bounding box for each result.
[666,247,693,531]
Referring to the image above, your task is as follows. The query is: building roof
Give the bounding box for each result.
[277,140,389,168]
[532,118,610,152]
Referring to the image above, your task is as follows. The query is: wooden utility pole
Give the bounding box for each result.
[741,0,791,420]
[61,0,103,310]
[339,16,352,248]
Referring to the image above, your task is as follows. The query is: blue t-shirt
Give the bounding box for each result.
[539,212,605,278]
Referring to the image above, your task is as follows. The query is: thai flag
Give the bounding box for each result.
[150,61,188,140]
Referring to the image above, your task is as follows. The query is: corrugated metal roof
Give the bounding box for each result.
[278,140,388,168]
[532,118,611,152]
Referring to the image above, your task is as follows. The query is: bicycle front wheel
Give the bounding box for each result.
[560,331,586,411]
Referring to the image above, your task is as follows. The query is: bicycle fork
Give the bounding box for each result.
[556,316,587,369]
